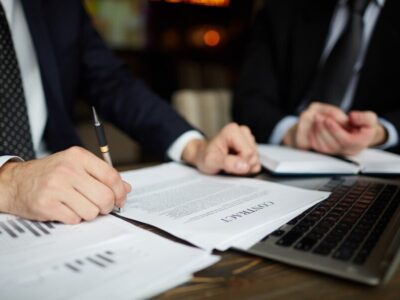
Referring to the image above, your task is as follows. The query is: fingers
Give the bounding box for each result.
[222,123,255,160]
[308,102,348,124]
[196,150,246,175]
[223,155,252,175]
[220,123,260,174]
[2,147,131,225]
[60,187,102,221]
[239,125,261,173]
[239,125,256,149]
[192,123,261,175]
[310,115,342,154]
[325,118,352,144]
[349,111,378,127]
[348,111,386,147]
[296,110,314,149]
[66,147,128,207]
[123,181,132,193]
[44,202,82,225]
[324,118,366,155]
[41,187,112,224]
[218,153,260,175]
[122,181,132,207]
[72,174,116,214]
[248,154,262,173]
[296,103,348,149]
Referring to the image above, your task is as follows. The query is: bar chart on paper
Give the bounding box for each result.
[64,250,116,273]
[0,218,58,238]
[0,230,218,300]
[0,237,149,299]
[0,213,148,277]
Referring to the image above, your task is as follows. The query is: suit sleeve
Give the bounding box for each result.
[232,4,291,143]
[379,112,400,153]
[77,4,194,157]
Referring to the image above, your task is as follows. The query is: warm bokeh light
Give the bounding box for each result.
[203,30,221,47]
[160,0,230,7]
[187,0,229,6]
[188,27,225,48]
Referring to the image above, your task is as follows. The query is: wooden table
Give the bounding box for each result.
[157,251,400,300]
[117,216,400,300]
[118,164,400,299]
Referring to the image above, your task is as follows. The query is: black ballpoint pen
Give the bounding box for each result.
[92,107,121,213]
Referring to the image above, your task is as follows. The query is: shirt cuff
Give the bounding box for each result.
[0,156,23,168]
[269,116,299,145]
[167,131,205,162]
[375,118,399,150]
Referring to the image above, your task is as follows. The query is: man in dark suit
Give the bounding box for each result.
[233,0,399,155]
[0,0,260,224]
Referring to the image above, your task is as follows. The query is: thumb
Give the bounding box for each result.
[309,102,349,125]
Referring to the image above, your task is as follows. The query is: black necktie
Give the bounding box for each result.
[306,0,371,107]
[0,3,35,160]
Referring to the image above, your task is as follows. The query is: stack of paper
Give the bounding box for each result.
[119,163,330,251]
[0,214,218,300]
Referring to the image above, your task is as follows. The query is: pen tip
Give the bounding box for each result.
[92,106,100,125]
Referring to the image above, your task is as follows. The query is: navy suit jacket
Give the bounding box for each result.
[20,0,193,157]
[233,0,400,153]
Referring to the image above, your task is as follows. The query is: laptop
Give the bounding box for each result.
[243,175,400,285]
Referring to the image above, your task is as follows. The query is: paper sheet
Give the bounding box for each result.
[119,163,330,251]
[0,214,218,300]
[258,145,359,174]
[349,148,400,173]
[258,145,400,175]
[0,214,138,274]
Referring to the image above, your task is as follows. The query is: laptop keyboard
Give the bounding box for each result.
[270,179,400,265]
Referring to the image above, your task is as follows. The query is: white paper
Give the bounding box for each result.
[348,148,400,174]
[119,163,330,251]
[258,145,359,174]
[0,214,137,274]
[258,145,400,175]
[0,214,219,300]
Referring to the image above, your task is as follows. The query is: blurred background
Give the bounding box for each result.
[78,0,264,167]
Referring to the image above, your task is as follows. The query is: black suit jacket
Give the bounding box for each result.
[233,0,400,153]
[20,0,193,157]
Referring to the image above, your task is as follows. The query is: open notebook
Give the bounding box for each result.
[258,145,400,175]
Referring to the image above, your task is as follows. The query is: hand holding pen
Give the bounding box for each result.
[92,107,124,213]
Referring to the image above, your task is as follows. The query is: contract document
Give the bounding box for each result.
[0,214,218,300]
[119,163,330,251]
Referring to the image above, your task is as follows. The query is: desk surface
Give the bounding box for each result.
[158,251,400,300]
[118,218,399,300]
[118,164,400,299]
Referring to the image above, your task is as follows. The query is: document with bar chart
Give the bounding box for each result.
[0,213,218,299]
[0,213,142,275]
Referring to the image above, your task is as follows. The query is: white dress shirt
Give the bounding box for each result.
[269,0,398,149]
[0,0,203,167]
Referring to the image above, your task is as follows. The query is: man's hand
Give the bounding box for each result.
[309,111,387,156]
[182,123,261,175]
[283,102,348,149]
[0,147,131,224]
